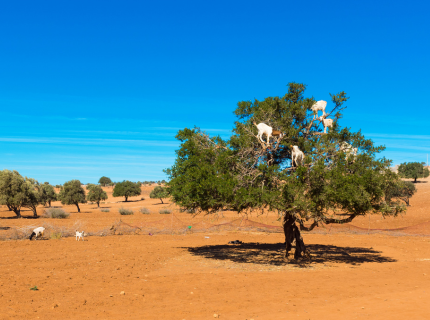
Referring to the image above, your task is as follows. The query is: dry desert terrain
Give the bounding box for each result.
[1,179,430,319]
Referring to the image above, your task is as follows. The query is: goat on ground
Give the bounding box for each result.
[311,100,327,119]
[290,145,305,167]
[29,227,45,240]
[317,116,333,133]
[253,122,283,144]
[75,230,85,241]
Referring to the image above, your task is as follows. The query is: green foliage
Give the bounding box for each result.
[385,180,417,206]
[43,208,70,219]
[58,180,87,213]
[159,209,171,214]
[398,162,430,182]
[98,176,112,186]
[119,207,133,215]
[50,232,62,239]
[140,207,150,214]
[165,83,405,258]
[30,286,38,291]
[86,185,108,207]
[112,181,141,202]
[0,170,40,217]
[150,186,169,204]
[37,183,57,207]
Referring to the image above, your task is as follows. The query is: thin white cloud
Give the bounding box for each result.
[0,137,179,147]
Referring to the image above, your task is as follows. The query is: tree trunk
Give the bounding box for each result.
[125,196,128,202]
[160,198,164,204]
[76,203,81,213]
[7,204,12,211]
[283,213,308,260]
[97,201,100,208]
[48,200,52,207]
[13,208,21,218]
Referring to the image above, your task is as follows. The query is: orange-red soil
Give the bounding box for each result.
[1,180,430,319]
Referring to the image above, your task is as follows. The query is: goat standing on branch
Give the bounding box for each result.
[290,145,305,167]
[253,122,283,145]
[317,116,333,133]
[311,100,327,119]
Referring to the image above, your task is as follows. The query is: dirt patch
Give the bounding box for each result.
[1,179,430,319]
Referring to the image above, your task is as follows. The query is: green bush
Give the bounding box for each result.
[44,208,70,219]
[119,207,133,215]
[140,207,150,214]
[100,208,110,212]
[159,209,171,214]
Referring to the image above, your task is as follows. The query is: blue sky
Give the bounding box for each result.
[1,0,429,184]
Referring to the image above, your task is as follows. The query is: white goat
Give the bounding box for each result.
[290,145,305,167]
[317,116,333,133]
[253,122,283,144]
[339,142,358,157]
[75,230,85,241]
[29,227,45,240]
[311,100,327,119]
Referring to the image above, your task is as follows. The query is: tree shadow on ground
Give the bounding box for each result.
[0,215,40,219]
[0,227,10,230]
[186,242,396,266]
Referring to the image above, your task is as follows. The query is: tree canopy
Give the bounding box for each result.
[397,162,429,183]
[150,186,169,204]
[0,170,40,217]
[165,83,406,260]
[98,176,112,186]
[112,180,141,202]
[86,185,108,207]
[58,180,87,212]
[36,183,57,207]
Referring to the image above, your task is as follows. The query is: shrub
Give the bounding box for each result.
[159,209,171,214]
[44,208,70,219]
[140,197,145,200]
[50,232,62,239]
[119,207,133,215]
[140,207,150,214]
[100,208,110,212]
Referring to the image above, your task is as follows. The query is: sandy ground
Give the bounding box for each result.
[1,179,430,319]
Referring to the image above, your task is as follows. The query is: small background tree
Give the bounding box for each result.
[58,180,87,212]
[386,180,417,206]
[112,180,141,202]
[37,182,57,207]
[98,176,112,187]
[150,186,169,204]
[0,170,40,217]
[86,185,108,207]
[398,162,430,183]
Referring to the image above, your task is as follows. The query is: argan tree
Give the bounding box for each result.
[86,184,108,207]
[150,186,169,204]
[165,83,405,260]
[37,182,57,207]
[98,176,112,186]
[58,180,87,212]
[113,180,141,202]
[0,170,41,217]
[398,162,429,183]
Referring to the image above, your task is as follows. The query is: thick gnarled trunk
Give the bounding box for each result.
[283,213,308,260]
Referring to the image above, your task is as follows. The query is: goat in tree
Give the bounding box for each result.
[290,145,305,167]
[311,100,327,119]
[253,122,283,144]
[317,116,333,133]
